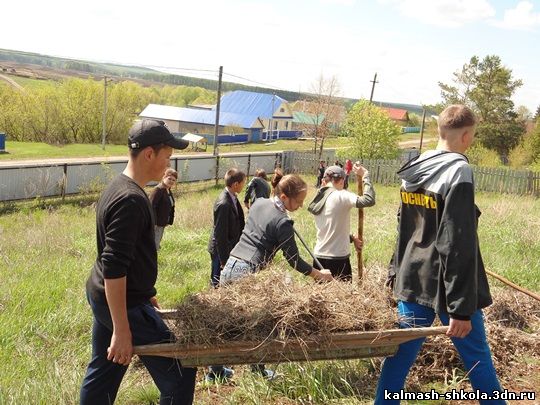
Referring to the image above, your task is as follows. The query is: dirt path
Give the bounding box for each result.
[0,73,25,91]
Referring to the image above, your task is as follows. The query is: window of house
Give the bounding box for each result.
[273,121,278,130]
[284,121,289,130]
[280,107,285,113]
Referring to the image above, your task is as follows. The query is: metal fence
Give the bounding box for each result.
[1,151,539,202]
[0,152,282,202]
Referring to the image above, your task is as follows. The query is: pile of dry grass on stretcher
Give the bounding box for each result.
[169,264,396,346]
[169,265,539,389]
[408,288,540,389]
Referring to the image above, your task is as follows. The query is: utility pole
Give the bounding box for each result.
[213,66,223,157]
[369,73,378,104]
[101,76,108,150]
[269,93,275,141]
[419,108,427,153]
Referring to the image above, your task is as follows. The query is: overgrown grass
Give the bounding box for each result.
[0,178,538,404]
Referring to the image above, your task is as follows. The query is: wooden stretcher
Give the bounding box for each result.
[133,311,448,367]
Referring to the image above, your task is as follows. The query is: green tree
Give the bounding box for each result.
[439,55,525,157]
[342,100,400,159]
[59,78,102,143]
[535,105,540,122]
[528,122,540,163]
[106,81,154,144]
[0,84,27,140]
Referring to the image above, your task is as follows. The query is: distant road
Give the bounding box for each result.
[0,73,24,91]
[0,138,437,168]
[399,136,437,149]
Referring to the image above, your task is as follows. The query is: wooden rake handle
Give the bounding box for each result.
[486,269,540,302]
[357,172,364,282]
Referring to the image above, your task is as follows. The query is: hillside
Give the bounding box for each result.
[0,48,435,116]
[0,48,306,102]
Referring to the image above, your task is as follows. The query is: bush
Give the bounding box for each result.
[508,122,540,169]
[467,142,501,167]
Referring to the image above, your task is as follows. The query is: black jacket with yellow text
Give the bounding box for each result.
[390,150,492,320]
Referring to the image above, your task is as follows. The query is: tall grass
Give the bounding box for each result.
[0,178,538,404]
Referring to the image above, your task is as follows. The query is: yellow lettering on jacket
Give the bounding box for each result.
[401,191,437,209]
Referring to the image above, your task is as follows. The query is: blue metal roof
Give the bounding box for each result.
[140,104,262,129]
[218,90,291,118]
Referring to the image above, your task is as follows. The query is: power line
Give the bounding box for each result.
[222,72,290,92]
[139,64,218,74]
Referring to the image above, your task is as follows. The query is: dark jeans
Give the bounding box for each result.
[314,257,352,282]
[80,294,197,405]
[210,252,222,288]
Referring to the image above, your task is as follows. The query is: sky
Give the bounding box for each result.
[1,0,539,112]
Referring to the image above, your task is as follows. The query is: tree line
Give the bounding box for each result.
[0,78,215,145]
[0,49,310,103]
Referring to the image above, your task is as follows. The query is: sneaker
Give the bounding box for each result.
[250,364,276,380]
[205,366,234,383]
[260,368,276,380]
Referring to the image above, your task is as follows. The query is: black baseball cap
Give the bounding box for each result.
[128,119,189,150]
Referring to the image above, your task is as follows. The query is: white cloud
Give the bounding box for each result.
[379,0,495,27]
[319,0,356,5]
[492,1,540,31]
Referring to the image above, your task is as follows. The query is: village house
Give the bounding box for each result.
[139,90,299,144]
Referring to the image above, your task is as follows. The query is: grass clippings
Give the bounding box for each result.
[170,265,396,346]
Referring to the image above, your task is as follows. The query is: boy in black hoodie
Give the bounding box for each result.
[375,105,504,404]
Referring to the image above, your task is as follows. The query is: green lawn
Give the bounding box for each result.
[0,141,129,160]
[0,179,538,404]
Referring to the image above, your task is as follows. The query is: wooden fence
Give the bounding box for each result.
[291,153,540,197]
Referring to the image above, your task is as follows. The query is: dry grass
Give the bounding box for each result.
[169,262,539,396]
[169,264,396,346]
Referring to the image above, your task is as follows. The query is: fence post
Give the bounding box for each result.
[247,154,251,177]
[215,156,220,186]
[275,153,281,169]
[61,164,67,201]
[527,170,533,196]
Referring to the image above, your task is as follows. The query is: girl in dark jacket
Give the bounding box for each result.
[149,168,178,249]
[221,172,333,284]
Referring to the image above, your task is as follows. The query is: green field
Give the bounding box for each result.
[0,141,129,160]
[0,179,538,404]
[5,74,55,90]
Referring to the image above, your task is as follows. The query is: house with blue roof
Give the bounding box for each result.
[139,104,264,144]
[219,91,297,140]
[139,90,299,144]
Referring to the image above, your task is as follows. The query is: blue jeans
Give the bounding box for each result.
[80,294,196,405]
[219,256,256,286]
[375,301,504,404]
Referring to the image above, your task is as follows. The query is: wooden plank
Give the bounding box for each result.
[133,326,448,366]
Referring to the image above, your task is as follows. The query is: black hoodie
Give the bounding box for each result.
[391,150,492,319]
